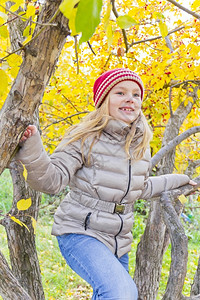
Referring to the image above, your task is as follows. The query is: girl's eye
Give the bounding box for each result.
[116,92,124,95]
[133,93,140,98]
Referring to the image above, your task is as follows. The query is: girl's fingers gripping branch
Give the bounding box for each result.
[20,125,37,142]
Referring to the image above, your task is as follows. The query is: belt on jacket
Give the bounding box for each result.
[70,191,134,215]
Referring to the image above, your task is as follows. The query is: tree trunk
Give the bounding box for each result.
[0,0,70,298]
[2,4,45,298]
[1,160,45,300]
[134,85,198,299]
[0,0,70,175]
[0,251,31,300]
[191,256,200,296]
[134,200,166,300]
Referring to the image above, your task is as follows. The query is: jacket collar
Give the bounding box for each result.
[103,117,144,142]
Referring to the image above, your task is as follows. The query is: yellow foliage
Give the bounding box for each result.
[0,0,199,174]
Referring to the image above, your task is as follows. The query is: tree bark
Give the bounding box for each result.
[134,86,198,299]
[0,251,31,300]
[0,0,70,175]
[2,4,45,298]
[160,192,188,300]
[0,0,70,298]
[191,256,200,296]
[1,160,45,300]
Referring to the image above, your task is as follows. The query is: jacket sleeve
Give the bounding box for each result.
[15,131,83,194]
[140,173,190,200]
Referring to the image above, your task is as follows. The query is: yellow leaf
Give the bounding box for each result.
[0,25,8,39]
[22,163,28,180]
[31,217,37,234]
[17,198,32,211]
[191,0,200,10]
[7,53,23,67]
[59,0,79,19]
[178,194,187,205]
[0,12,7,23]
[23,35,32,45]
[0,69,8,96]
[106,23,113,48]
[159,21,168,38]
[104,2,111,31]
[9,215,23,226]
[197,195,200,202]
[26,4,36,18]
[9,215,30,232]
[0,15,6,26]
[68,7,79,36]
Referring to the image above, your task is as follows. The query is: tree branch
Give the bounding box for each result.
[42,111,89,130]
[0,4,57,26]
[160,191,188,300]
[111,0,129,53]
[0,251,31,300]
[129,26,185,48]
[160,174,200,300]
[151,126,200,171]
[166,0,200,20]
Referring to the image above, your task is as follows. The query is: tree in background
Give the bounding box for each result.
[0,0,200,299]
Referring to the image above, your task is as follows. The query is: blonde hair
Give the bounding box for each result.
[64,96,152,162]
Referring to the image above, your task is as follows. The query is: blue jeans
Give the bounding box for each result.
[57,234,138,299]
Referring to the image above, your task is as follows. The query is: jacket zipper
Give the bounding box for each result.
[114,159,132,257]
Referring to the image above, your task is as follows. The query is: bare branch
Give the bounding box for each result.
[160,191,188,300]
[87,41,96,55]
[185,159,200,178]
[74,35,79,75]
[151,126,200,171]
[0,4,58,26]
[0,6,60,62]
[168,86,174,117]
[129,26,185,48]
[160,175,200,300]
[166,0,200,20]
[111,0,129,53]
[42,111,89,130]
[62,94,79,112]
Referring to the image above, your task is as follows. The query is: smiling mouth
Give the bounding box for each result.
[120,107,134,112]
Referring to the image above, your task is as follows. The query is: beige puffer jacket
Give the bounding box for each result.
[16,119,190,258]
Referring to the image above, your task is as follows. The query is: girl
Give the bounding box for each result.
[17,68,196,299]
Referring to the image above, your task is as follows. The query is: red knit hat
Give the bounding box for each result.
[93,68,144,108]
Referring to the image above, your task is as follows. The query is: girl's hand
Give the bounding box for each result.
[20,125,37,142]
[189,180,197,186]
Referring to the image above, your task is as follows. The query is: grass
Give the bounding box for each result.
[0,171,199,299]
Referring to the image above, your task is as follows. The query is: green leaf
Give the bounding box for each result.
[116,15,138,29]
[75,0,103,44]
[159,21,168,38]
[59,0,80,20]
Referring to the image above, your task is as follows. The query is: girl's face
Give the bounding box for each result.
[108,81,142,124]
